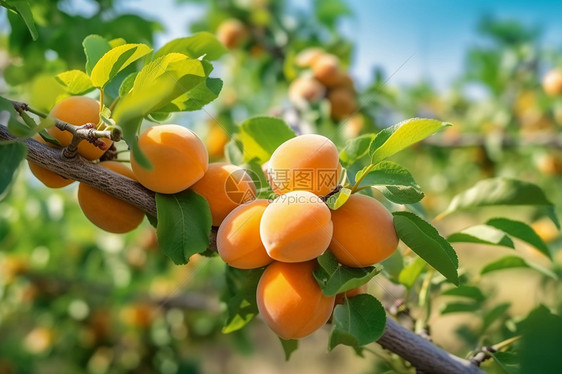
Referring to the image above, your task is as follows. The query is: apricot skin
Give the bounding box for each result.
[206,122,229,159]
[329,194,398,267]
[217,199,272,269]
[256,261,335,340]
[131,124,208,194]
[260,190,333,263]
[47,96,112,160]
[267,134,341,196]
[312,54,343,87]
[543,69,562,97]
[217,18,247,49]
[289,76,326,103]
[78,161,145,233]
[328,88,357,121]
[191,163,256,226]
[28,135,74,188]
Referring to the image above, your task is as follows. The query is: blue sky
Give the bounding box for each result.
[65,0,562,90]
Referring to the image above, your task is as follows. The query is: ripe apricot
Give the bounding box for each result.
[312,54,344,87]
[330,194,398,267]
[267,134,341,196]
[256,261,335,339]
[543,69,562,97]
[191,162,256,226]
[288,76,326,103]
[47,96,112,160]
[216,18,248,49]
[78,161,144,233]
[206,121,229,159]
[28,135,74,188]
[131,124,208,194]
[334,284,368,306]
[295,47,324,68]
[216,199,272,269]
[260,190,332,263]
[328,87,357,121]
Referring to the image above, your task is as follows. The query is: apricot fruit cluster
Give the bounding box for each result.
[290,48,358,127]
[216,133,399,339]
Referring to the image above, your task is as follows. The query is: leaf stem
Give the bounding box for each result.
[351,163,374,193]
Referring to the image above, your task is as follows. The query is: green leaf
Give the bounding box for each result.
[369,118,450,164]
[155,190,212,265]
[356,161,424,204]
[447,225,515,248]
[153,32,228,61]
[157,77,223,112]
[398,257,426,289]
[91,43,152,88]
[38,129,61,147]
[221,266,264,334]
[239,117,295,163]
[314,0,352,29]
[114,53,208,168]
[480,256,557,279]
[82,35,112,75]
[0,96,32,137]
[486,218,552,260]
[55,70,94,95]
[225,138,245,166]
[4,0,37,40]
[326,187,352,210]
[381,249,404,283]
[482,303,511,333]
[393,211,459,285]
[441,286,486,302]
[118,72,137,97]
[0,141,26,199]
[279,338,298,361]
[329,294,386,350]
[339,133,375,167]
[441,178,559,228]
[314,251,381,297]
[441,302,481,315]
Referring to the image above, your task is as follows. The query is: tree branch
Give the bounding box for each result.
[0,124,484,374]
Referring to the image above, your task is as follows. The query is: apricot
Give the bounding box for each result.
[312,54,344,87]
[329,194,398,267]
[47,96,112,160]
[131,124,208,194]
[295,47,324,68]
[78,161,144,233]
[288,76,326,103]
[260,190,332,263]
[216,199,272,269]
[256,261,335,339]
[542,69,562,97]
[328,87,357,121]
[334,284,368,306]
[216,18,248,49]
[28,135,74,188]
[206,121,229,159]
[267,134,341,196]
[191,162,256,226]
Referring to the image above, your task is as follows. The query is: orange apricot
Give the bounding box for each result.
[191,162,256,226]
[543,69,562,97]
[334,284,368,306]
[28,135,74,188]
[216,199,272,269]
[78,161,144,233]
[267,134,341,196]
[329,194,398,267]
[288,76,326,103]
[256,261,335,340]
[47,96,112,160]
[260,190,332,263]
[295,47,325,68]
[328,87,357,121]
[131,124,208,194]
[206,122,229,159]
[216,18,248,49]
[312,54,344,87]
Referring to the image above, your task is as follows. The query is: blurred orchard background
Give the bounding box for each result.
[1,0,562,373]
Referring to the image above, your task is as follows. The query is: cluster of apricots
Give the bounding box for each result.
[29,96,399,340]
[216,134,399,339]
[289,48,359,127]
[542,69,562,97]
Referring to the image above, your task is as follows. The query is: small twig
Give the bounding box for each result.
[469,336,521,367]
